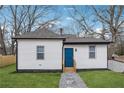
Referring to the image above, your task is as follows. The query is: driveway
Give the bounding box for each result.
[59,72,87,88]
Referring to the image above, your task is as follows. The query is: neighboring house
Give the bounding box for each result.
[13,28,110,72]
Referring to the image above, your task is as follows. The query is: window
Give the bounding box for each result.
[89,46,95,58]
[37,46,44,59]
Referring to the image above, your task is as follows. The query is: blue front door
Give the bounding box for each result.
[64,48,73,67]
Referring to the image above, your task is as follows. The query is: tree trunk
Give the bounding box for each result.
[11,39,15,55]
[108,34,117,59]
[0,29,6,55]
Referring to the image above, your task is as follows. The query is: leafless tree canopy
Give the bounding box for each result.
[0,5,124,55]
[68,6,124,41]
[0,5,7,55]
[0,5,60,55]
[92,5,124,42]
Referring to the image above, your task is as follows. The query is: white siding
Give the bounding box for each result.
[64,44,107,69]
[17,39,63,70]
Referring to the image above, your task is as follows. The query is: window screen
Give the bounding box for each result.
[37,46,44,59]
[89,46,95,58]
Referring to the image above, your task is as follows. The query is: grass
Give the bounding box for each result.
[79,70,124,88]
[0,64,61,88]
[1,64,124,88]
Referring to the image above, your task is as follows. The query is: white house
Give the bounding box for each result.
[13,28,110,72]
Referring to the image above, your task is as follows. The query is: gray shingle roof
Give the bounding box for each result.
[61,34,77,38]
[64,37,110,44]
[13,29,110,44]
[13,28,65,39]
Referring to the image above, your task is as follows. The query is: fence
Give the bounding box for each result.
[0,55,16,67]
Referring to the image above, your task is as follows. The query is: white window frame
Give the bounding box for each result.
[36,46,44,60]
[89,45,96,59]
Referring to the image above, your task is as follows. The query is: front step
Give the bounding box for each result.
[63,67,76,73]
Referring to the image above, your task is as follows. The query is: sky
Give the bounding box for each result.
[0,5,107,34]
[2,5,124,42]
[49,5,96,34]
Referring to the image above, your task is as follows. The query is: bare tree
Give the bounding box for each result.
[9,5,60,54]
[68,6,93,33]
[9,6,26,54]
[68,5,124,41]
[67,5,124,58]
[92,5,124,42]
[22,6,52,32]
[92,5,124,57]
[0,27,6,55]
[0,5,7,55]
[0,17,7,55]
[67,6,108,38]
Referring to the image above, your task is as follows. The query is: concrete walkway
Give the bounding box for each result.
[59,73,87,88]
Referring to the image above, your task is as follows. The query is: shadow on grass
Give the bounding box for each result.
[0,63,15,68]
[77,69,110,72]
[10,71,62,74]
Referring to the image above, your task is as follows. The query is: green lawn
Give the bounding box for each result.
[79,70,124,88]
[0,64,61,88]
[1,64,124,88]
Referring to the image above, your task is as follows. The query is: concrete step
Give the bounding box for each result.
[63,67,76,73]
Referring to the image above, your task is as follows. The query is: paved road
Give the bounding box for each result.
[59,73,87,88]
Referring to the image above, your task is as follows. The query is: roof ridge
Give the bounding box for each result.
[13,28,65,39]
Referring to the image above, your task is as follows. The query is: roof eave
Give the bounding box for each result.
[12,37,66,40]
[64,42,111,44]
